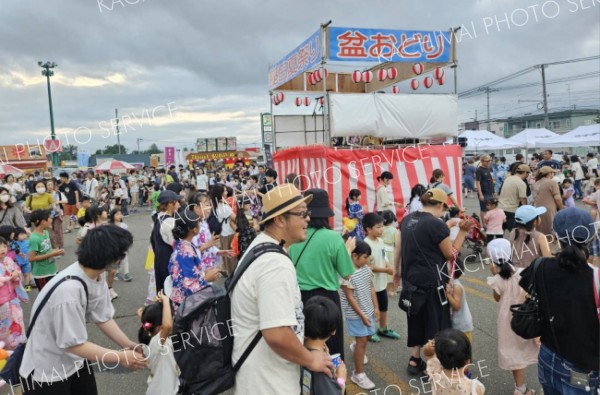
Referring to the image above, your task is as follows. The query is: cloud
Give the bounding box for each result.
[0,0,598,154]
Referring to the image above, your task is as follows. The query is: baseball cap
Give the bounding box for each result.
[516,164,531,173]
[515,205,547,225]
[157,190,181,204]
[539,166,557,175]
[553,207,595,244]
[424,188,448,206]
[487,238,512,264]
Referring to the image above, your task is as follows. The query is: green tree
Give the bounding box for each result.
[58,144,78,161]
[145,143,162,155]
[94,144,128,155]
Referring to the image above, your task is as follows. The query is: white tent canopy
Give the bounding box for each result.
[508,128,559,149]
[458,130,523,151]
[542,124,600,148]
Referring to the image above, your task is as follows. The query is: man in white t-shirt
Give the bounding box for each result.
[231,184,333,395]
[84,170,99,200]
[115,174,130,216]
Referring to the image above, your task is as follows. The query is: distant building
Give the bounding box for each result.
[459,108,600,138]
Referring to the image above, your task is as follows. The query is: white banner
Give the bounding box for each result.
[329,93,459,139]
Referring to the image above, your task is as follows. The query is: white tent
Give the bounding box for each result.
[542,124,600,148]
[508,128,559,149]
[458,130,523,152]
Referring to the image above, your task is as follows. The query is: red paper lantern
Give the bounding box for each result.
[308,73,315,85]
[410,79,419,90]
[392,85,400,94]
[277,92,285,103]
[314,69,322,82]
[434,67,444,80]
[387,67,398,80]
[362,71,373,83]
[304,97,311,106]
[437,75,445,85]
[377,69,388,81]
[412,63,424,75]
[351,70,362,83]
[295,97,303,107]
[424,77,433,89]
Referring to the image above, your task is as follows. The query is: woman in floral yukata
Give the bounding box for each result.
[168,207,222,308]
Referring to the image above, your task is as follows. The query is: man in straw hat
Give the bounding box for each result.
[231,184,333,394]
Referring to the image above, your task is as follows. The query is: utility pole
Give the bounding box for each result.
[450,26,461,95]
[115,108,121,154]
[479,87,499,131]
[38,61,59,168]
[538,64,549,129]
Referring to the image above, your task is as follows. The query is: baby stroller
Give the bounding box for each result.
[462,213,485,262]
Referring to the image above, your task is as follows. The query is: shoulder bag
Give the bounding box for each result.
[510,257,543,339]
[0,275,89,385]
[292,229,320,268]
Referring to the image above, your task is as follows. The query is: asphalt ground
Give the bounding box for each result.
[0,196,550,395]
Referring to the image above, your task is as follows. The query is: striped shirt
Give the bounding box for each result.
[340,266,374,320]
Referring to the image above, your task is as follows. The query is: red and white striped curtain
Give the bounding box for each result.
[274,145,463,230]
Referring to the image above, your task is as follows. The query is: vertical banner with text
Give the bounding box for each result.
[165,147,175,167]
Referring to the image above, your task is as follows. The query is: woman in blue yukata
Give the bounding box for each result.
[168,208,222,309]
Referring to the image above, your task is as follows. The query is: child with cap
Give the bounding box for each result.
[507,205,552,269]
[486,238,538,395]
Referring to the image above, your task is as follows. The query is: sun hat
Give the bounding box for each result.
[539,166,557,175]
[424,188,448,206]
[515,205,547,225]
[157,190,181,204]
[259,184,313,224]
[487,238,512,264]
[553,207,595,244]
[305,189,334,218]
[516,164,531,173]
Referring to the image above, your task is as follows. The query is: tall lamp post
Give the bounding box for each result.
[38,61,59,168]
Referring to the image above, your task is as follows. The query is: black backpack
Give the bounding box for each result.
[172,242,288,395]
[206,212,226,235]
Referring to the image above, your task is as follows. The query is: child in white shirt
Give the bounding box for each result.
[138,290,179,395]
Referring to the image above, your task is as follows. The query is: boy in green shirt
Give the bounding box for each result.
[28,209,64,291]
[149,185,160,211]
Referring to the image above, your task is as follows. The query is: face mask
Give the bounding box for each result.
[36,188,46,194]
[0,195,9,203]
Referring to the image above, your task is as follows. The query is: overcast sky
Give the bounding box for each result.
[1,0,598,153]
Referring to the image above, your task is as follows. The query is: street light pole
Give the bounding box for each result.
[38,61,59,168]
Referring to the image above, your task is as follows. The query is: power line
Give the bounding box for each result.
[458,55,600,98]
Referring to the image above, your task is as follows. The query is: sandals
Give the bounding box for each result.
[407,356,427,375]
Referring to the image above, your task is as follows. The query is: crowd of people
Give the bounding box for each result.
[0,151,596,395]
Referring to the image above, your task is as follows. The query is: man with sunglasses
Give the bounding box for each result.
[231,184,333,395]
